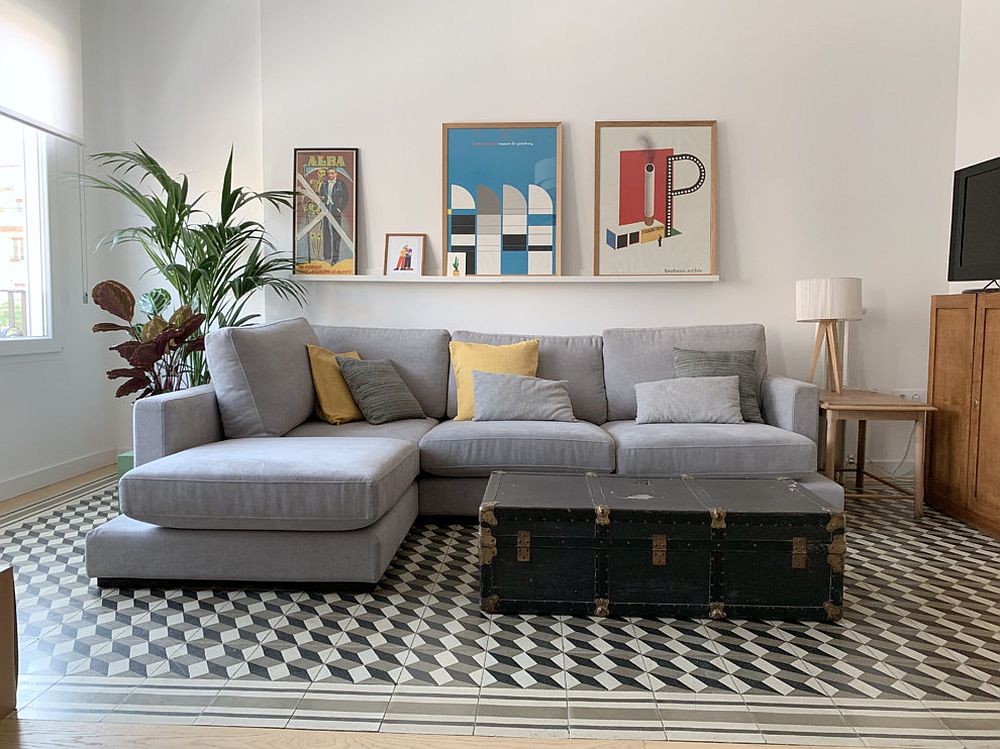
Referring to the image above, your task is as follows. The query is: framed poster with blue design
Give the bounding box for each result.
[442,122,562,276]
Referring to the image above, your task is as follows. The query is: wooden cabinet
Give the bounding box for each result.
[927,293,1000,536]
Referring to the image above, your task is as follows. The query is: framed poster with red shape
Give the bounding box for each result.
[293,148,358,275]
[594,121,717,277]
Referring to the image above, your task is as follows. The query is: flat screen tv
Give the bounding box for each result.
[949,155,1000,284]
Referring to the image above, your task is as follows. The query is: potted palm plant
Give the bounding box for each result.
[85,146,307,475]
[85,146,307,386]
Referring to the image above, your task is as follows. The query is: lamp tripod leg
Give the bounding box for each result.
[807,321,827,384]
[826,321,843,394]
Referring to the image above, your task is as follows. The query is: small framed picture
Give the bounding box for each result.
[384,233,426,277]
[446,251,467,277]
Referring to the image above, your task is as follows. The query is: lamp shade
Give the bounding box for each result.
[795,277,862,321]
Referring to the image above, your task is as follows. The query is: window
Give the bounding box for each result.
[0,113,49,340]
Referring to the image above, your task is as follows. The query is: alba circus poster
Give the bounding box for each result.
[595,121,717,277]
[293,148,358,275]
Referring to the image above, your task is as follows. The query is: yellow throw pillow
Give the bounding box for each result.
[306,345,363,425]
[450,339,539,420]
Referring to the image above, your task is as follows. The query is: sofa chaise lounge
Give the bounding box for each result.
[85,318,843,586]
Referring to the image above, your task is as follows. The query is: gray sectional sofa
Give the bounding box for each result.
[85,318,843,586]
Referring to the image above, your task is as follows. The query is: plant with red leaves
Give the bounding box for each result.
[91,279,206,398]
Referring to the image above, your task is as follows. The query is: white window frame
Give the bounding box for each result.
[0,111,63,358]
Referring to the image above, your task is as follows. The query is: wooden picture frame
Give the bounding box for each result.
[442,122,562,277]
[384,233,426,277]
[594,121,717,277]
[292,147,359,275]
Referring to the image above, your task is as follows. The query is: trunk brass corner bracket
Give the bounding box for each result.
[826,513,846,532]
[594,598,610,616]
[709,601,726,620]
[827,536,847,572]
[480,503,497,527]
[480,527,497,566]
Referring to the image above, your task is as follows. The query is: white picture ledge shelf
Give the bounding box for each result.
[296,274,720,284]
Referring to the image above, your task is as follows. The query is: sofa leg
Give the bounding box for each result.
[95,578,378,593]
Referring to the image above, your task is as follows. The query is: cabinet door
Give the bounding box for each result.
[968,294,1000,524]
[927,295,976,509]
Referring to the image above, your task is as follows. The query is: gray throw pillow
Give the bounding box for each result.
[635,376,743,424]
[672,348,764,423]
[205,317,319,438]
[336,357,425,425]
[471,371,577,422]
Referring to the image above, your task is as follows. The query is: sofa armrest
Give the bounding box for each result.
[133,385,223,467]
[761,375,819,443]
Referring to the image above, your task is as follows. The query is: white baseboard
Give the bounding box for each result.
[0,448,119,502]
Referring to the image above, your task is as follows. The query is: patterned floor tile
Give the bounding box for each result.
[397,645,487,687]
[563,617,651,692]
[194,682,307,727]
[17,626,113,675]
[567,692,665,740]
[288,683,392,731]
[315,639,410,685]
[481,614,567,690]
[658,696,765,744]
[475,690,569,738]
[6,480,1000,742]
[383,686,478,735]
[12,675,139,722]
[107,678,222,724]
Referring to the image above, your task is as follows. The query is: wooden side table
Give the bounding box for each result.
[819,390,936,519]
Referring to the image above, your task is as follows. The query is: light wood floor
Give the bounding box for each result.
[0,466,115,516]
[0,720,885,749]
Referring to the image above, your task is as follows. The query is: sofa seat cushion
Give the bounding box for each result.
[419,420,616,477]
[286,417,438,443]
[119,437,418,532]
[603,421,816,476]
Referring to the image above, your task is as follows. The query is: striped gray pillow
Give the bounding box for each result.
[336,357,425,425]
[672,348,764,423]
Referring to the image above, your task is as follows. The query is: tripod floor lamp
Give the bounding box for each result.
[796,277,863,394]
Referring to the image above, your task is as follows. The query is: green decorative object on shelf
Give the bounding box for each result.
[117,450,134,479]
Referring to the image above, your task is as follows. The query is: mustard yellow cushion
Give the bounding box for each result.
[449,339,539,420]
[306,345,363,425]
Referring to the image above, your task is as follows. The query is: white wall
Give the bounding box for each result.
[61,0,972,471]
[0,0,120,500]
[955,0,1000,169]
[79,0,266,451]
[950,0,1000,294]
[261,0,962,463]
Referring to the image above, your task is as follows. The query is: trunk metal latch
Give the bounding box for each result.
[652,534,667,566]
[516,530,531,562]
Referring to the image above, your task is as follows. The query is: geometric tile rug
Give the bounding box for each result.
[3,475,1000,746]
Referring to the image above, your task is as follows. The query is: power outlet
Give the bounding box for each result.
[892,389,927,403]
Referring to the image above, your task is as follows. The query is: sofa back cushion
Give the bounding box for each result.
[205,317,319,438]
[447,331,608,424]
[313,326,451,418]
[603,324,768,422]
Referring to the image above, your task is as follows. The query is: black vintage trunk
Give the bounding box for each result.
[478,473,845,622]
